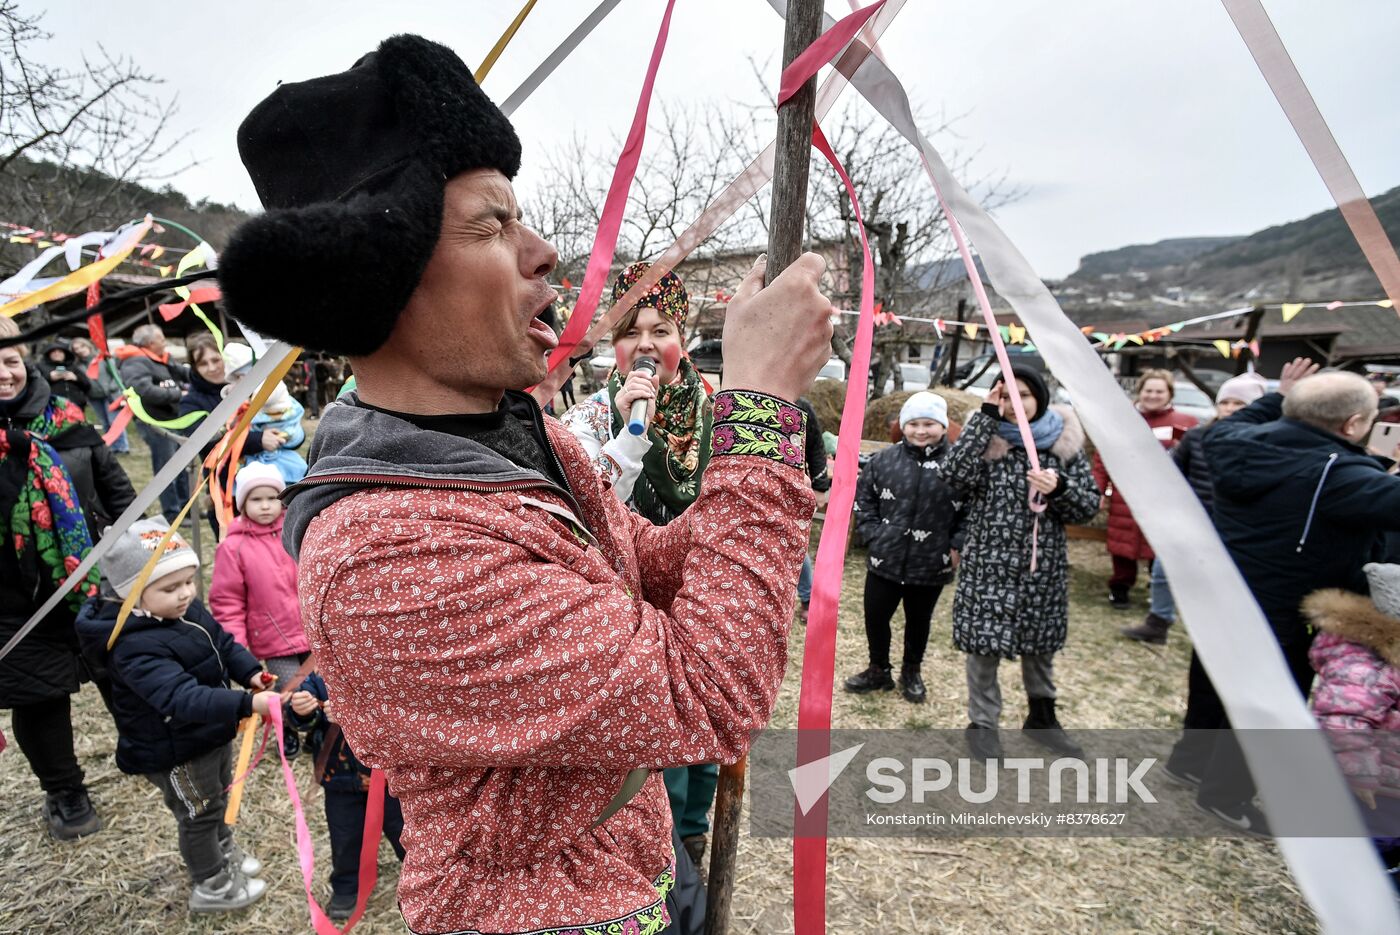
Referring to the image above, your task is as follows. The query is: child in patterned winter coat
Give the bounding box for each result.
[1306,562,1400,880]
[287,671,406,923]
[940,366,1101,763]
[844,392,963,704]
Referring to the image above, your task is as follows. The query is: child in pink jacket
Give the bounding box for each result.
[1306,561,1400,885]
[209,463,310,688]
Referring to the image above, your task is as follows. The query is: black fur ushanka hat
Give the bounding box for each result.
[219,35,521,356]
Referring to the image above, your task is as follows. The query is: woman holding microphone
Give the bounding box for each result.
[561,261,719,871]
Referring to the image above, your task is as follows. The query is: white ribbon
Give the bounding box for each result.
[764,1,1398,931]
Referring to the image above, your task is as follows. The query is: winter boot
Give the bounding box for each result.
[44,787,102,841]
[1107,587,1131,610]
[682,833,707,869]
[899,667,927,704]
[188,864,267,913]
[1023,697,1085,758]
[844,665,895,694]
[1120,612,1171,645]
[964,724,1004,763]
[327,890,358,923]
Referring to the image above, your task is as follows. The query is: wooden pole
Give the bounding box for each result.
[1235,304,1266,375]
[705,3,823,934]
[935,296,967,386]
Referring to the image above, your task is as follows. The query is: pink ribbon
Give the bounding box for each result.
[1220,0,1400,309]
[544,0,678,372]
[267,702,385,934]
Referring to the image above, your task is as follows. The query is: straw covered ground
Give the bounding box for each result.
[0,427,1315,934]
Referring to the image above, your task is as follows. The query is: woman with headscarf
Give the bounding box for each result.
[0,316,135,841]
[562,261,712,526]
[560,261,718,869]
[941,365,1101,763]
[1093,369,1197,609]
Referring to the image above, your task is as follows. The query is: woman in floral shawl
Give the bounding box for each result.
[562,261,714,526]
[560,261,721,871]
[0,317,134,841]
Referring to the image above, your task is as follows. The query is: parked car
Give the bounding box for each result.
[1168,382,1217,423]
[686,337,723,374]
[881,362,931,395]
[817,357,846,382]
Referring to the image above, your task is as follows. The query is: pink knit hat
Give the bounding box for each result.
[234,462,285,512]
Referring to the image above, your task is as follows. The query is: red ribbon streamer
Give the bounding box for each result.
[101,404,133,446]
[545,0,679,371]
[775,8,888,933]
[794,122,877,935]
[776,0,884,106]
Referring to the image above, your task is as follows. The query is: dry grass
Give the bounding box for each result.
[0,429,1316,933]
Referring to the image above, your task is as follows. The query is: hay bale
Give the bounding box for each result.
[806,379,847,433]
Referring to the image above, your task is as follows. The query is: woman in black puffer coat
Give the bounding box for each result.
[844,392,964,703]
[0,326,135,841]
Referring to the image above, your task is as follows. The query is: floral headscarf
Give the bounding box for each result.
[611,261,689,333]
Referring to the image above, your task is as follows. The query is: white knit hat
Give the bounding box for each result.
[221,341,254,376]
[899,391,949,428]
[235,462,286,512]
[100,517,200,599]
[1364,563,1400,619]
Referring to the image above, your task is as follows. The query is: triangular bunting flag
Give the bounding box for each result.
[1213,340,1232,358]
[1326,301,1344,310]
[964,321,978,339]
[1380,300,1395,309]
[1008,323,1026,344]
[1281,302,1304,323]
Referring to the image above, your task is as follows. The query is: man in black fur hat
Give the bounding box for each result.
[220,35,835,935]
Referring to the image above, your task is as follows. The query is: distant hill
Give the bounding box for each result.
[0,157,252,280]
[1059,184,1400,311]
[1071,236,1243,280]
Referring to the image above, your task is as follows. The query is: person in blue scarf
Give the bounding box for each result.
[940,364,1102,762]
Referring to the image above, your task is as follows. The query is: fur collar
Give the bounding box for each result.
[1303,589,1400,668]
[983,404,1085,463]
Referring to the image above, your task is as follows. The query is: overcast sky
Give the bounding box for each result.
[35,0,1400,278]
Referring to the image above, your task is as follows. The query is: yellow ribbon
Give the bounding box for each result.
[225,712,261,825]
[105,346,303,651]
[1281,302,1305,323]
[475,0,540,82]
[0,219,152,318]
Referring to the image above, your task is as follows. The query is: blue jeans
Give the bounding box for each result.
[91,396,129,452]
[1149,557,1176,622]
[137,421,190,521]
[797,553,813,605]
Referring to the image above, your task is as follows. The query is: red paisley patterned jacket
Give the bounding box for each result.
[285,390,812,934]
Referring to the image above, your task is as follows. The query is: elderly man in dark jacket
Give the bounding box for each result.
[1168,360,1400,836]
[115,324,191,522]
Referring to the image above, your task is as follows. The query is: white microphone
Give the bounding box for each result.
[627,356,657,436]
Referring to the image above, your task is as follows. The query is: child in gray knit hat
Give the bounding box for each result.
[75,517,278,913]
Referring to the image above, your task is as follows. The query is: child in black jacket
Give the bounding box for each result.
[845,392,963,703]
[288,671,406,923]
[75,518,276,914]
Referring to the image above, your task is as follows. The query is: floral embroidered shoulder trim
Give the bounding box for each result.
[425,864,677,935]
[710,389,807,471]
